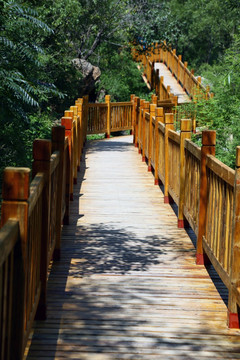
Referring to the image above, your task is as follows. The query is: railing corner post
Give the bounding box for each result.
[178,119,192,228]
[196,130,216,265]
[228,146,240,328]
[33,139,52,321]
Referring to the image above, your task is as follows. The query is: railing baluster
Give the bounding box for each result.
[148,104,156,171]
[32,140,51,320]
[142,101,150,163]
[196,131,216,265]
[52,126,65,261]
[178,119,192,228]
[164,113,174,203]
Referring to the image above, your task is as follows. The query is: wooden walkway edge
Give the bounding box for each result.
[25,135,240,360]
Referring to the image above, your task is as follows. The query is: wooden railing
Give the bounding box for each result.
[87,95,133,137]
[0,97,88,359]
[134,42,211,102]
[132,94,240,329]
[2,88,240,360]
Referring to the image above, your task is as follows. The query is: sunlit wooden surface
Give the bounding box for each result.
[155,63,191,104]
[25,135,240,360]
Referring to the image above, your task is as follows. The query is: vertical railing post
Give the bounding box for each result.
[76,98,84,162]
[52,126,65,261]
[164,113,174,203]
[72,105,80,171]
[154,107,164,185]
[177,55,182,83]
[155,42,158,62]
[148,104,156,171]
[131,94,135,138]
[61,117,74,201]
[169,48,172,73]
[152,95,158,105]
[32,139,51,320]
[160,76,164,100]
[142,101,150,163]
[228,147,240,328]
[70,106,78,183]
[183,61,188,90]
[178,119,192,228]
[167,85,171,99]
[134,96,139,147]
[105,95,111,138]
[196,130,216,264]
[155,69,160,98]
[151,61,154,88]
[138,99,145,154]
[1,167,30,360]
[63,137,70,226]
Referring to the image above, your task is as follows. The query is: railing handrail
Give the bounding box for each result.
[134,42,212,101]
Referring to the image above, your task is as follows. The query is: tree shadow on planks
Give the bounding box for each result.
[65,223,171,277]
[26,217,239,359]
[86,137,133,154]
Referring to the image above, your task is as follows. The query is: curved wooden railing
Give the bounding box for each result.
[134,42,211,101]
[132,94,240,329]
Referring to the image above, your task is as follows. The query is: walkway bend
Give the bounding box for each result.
[26,135,240,360]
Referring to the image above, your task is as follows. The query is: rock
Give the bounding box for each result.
[72,58,101,98]
[72,58,101,80]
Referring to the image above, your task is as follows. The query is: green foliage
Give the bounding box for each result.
[0,111,54,201]
[96,49,150,101]
[87,134,106,141]
[168,0,240,68]
[0,1,63,118]
[182,32,240,168]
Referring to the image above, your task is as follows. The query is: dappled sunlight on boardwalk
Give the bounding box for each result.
[26,135,240,360]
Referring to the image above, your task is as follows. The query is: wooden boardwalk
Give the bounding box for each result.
[154,63,191,104]
[25,135,240,360]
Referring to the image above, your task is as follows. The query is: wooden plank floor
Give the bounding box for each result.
[25,135,240,360]
[154,63,191,104]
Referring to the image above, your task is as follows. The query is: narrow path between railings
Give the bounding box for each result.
[25,135,240,360]
[154,63,190,104]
